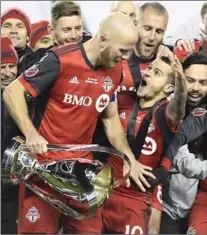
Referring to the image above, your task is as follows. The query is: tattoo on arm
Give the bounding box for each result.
[167,77,187,127]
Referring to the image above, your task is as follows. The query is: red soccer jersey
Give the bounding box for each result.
[18,43,122,161]
[174,40,207,61]
[109,99,175,199]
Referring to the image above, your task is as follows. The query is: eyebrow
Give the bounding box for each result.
[155,67,163,74]
[186,76,207,81]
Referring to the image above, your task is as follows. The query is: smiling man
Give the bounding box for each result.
[1,8,32,59]
[1,37,20,234]
[161,52,207,234]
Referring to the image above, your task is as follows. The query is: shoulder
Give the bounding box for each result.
[50,43,80,56]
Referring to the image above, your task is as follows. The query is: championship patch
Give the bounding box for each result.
[25,65,39,78]
[192,107,207,117]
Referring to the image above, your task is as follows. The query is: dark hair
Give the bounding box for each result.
[139,2,169,19]
[201,2,207,18]
[51,0,81,27]
[182,52,207,71]
[160,56,175,85]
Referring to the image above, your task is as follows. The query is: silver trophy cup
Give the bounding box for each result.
[2,136,130,220]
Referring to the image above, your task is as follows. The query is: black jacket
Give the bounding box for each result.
[1,91,21,157]
[17,44,32,61]
[166,107,207,161]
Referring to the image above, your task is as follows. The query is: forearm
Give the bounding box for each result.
[3,81,38,138]
[102,114,135,160]
[167,77,187,126]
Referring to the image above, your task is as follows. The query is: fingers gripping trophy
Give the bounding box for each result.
[2,136,131,220]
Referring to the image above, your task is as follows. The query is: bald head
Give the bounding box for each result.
[99,12,137,44]
[110,1,139,26]
[95,12,137,69]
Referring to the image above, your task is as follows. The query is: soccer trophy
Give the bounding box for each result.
[2,136,130,220]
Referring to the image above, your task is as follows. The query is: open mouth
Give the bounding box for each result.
[188,93,202,102]
[144,43,155,48]
[140,77,148,88]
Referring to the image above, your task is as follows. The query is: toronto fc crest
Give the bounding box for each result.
[102,76,114,92]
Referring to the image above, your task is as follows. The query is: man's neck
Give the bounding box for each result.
[83,37,101,67]
[15,45,26,52]
[139,93,166,108]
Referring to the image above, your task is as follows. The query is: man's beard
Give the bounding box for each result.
[100,46,115,69]
[135,39,161,59]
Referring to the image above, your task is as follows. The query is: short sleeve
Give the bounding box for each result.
[18,51,60,98]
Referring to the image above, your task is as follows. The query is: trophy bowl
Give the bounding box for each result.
[2,136,130,220]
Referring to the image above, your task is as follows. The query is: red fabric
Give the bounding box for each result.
[19,43,123,162]
[1,37,18,65]
[174,40,207,61]
[109,100,173,196]
[65,190,151,234]
[188,190,207,234]
[1,7,31,38]
[151,184,163,211]
[29,20,50,49]
[199,179,207,192]
[18,176,66,234]
[103,191,150,234]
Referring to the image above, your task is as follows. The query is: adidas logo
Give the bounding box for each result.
[119,112,126,119]
[69,76,79,84]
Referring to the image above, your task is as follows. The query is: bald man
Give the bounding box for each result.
[110,1,139,26]
[3,12,155,234]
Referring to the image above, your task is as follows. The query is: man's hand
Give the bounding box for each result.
[176,39,196,52]
[156,45,174,63]
[25,131,48,154]
[167,54,187,128]
[172,55,185,80]
[124,159,156,192]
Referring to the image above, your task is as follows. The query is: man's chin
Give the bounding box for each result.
[140,51,155,59]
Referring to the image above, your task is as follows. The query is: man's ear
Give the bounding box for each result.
[163,84,174,95]
[100,34,108,49]
[47,23,55,37]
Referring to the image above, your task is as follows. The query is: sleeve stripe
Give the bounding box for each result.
[19,75,39,98]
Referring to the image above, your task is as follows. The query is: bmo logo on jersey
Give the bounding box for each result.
[63,94,92,106]
[141,137,157,155]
